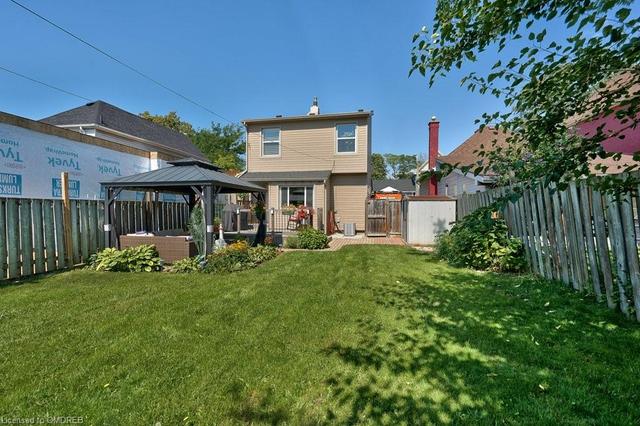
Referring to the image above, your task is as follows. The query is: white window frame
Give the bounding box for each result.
[261,127,280,157]
[279,185,315,207]
[335,123,357,155]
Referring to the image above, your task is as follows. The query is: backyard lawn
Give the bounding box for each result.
[1,245,639,424]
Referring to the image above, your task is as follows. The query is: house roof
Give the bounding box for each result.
[566,69,640,126]
[372,178,415,193]
[102,158,265,194]
[242,110,372,125]
[41,100,206,159]
[240,170,332,182]
[437,127,511,176]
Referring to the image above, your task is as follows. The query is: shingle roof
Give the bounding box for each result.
[41,100,205,159]
[242,111,372,125]
[438,127,511,176]
[102,158,264,194]
[372,178,415,193]
[240,170,332,182]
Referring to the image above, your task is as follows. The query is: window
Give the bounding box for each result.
[336,123,356,153]
[262,128,280,156]
[280,186,314,207]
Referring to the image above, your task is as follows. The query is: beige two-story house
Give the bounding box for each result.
[240,99,372,232]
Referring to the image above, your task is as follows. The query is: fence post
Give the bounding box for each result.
[61,172,73,266]
[605,193,630,317]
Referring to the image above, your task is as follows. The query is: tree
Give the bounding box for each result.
[139,111,194,137]
[411,1,640,194]
[384,154,417,179]
[139,111,245,171]
[371,153,388,179]
[192,123,246,171]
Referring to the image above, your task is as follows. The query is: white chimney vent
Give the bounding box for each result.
[308,97,320,116]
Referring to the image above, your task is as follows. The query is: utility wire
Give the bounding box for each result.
[0,65,92,101]
[9,0,233,124]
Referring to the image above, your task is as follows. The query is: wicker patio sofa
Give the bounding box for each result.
[119,230,197,263]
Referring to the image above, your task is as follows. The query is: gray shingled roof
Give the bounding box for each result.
[372,178,416,193]
[241,170,332,182]
[102,158,264,194]
[41,100,205,159]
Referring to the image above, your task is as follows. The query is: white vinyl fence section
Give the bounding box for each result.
[402,197,457,245]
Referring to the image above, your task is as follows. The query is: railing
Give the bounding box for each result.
[458,180,640,321]
[240,208,324,234]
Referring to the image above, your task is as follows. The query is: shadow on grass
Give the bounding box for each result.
[226,380,290,424]
[0,269,70,289]
[322,255,640,424]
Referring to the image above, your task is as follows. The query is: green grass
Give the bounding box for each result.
[0,246,639,424]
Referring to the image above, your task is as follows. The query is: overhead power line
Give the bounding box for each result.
[9,0,233,123]
[0,65,92,101]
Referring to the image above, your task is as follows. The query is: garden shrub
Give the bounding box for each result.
[168,256,203,273]
[297,226,329,250]
[88,244,163,272]
[435,207,526,272]
[284,235,299,249]
[248,245,278,264]
[203,241,277,273]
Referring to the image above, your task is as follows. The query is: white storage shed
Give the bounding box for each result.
[402,196,457,245]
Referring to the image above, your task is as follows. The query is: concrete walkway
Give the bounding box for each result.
[327,234,405,251]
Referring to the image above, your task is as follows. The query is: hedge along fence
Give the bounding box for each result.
[0,198,189,281]
[457,181,640,321]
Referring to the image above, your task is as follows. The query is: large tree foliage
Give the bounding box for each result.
[139,111,195,136]
[384,153,417,179]
[371,153,388,179]
[411,1,640,194]
[139,111,245,171]
[191,122,245,171]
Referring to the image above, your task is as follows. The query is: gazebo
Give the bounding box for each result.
[101,158,265,254]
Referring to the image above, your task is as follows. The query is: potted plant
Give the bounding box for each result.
[281,204,297,216]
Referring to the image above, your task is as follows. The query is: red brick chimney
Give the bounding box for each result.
[428,116,440,195]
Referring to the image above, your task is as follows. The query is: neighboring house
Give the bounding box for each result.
[41,100,206,163]
[240,99,372,232]
[0,110,161,200]
[417,127,509,196]
[372,178,416,196]
[570,71,640,174]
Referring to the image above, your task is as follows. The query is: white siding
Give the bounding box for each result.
[438,171,485,196]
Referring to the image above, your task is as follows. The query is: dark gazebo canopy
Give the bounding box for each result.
[102,158,265,194]
[101,158,265,254]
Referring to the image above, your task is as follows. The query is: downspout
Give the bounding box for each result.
[323,177,328,233]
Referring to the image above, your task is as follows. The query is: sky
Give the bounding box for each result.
[2,0,518,157]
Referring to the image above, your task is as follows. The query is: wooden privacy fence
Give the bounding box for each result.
[0,198,188,281]
[366,199,402,236]
[458,181,640,321]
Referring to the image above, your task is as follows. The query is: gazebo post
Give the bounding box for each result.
[203,185,213,254]
[144,191,152,233]
[103,186,123,249]
[202,185,222,255]
[153,190,160,232]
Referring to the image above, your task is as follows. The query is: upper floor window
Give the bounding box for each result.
[262,128,280,156]
[336,123,356,153]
